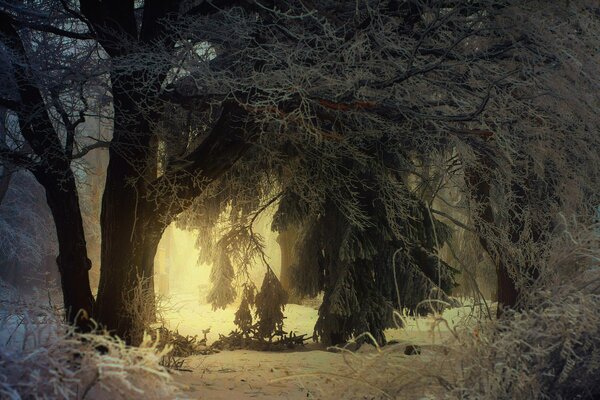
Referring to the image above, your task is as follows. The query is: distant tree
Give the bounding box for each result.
[276,226,300,303]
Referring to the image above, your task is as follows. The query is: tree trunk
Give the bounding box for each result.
[35,170,95,331]
[277,226,301,303]
[496,257,518,313]
[94,78,167,344]
[464,159,519,317]
[0,107,12,206]
[94,151,167,343]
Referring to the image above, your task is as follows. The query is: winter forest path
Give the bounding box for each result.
[164,292,482,399]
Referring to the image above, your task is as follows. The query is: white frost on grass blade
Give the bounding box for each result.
[303,222,600,399]
[0,282,181,400]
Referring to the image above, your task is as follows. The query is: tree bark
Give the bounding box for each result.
[94,75,164,343]
[464,154,519,317]
[0,107,12,206]
[277,226,301,303]
[34,169,95,330]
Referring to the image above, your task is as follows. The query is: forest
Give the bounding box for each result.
[0,0,599,399]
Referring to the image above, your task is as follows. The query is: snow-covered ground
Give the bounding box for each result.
[160,291,482,344]
[159,291,320,345]
[161,291,483,399]
[0,280,485,399]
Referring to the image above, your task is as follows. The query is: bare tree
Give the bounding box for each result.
[0,4,97,328]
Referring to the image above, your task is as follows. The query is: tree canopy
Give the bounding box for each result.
[0,0,598,344]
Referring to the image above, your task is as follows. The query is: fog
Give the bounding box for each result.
[154,207,282,305]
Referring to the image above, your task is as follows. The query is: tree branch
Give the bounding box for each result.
[430,208,477,234]
[58,0,97,38]
[0,10,93,40]
[152,101,251,216]
[71,139,109,159]
[0,13,69,166]
[0,145,37,170]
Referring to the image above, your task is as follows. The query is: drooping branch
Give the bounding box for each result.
[152,101,251,218]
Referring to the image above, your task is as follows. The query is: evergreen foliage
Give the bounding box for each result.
[164,0,600,349]
[233,284,255,338]
[206,246,236,310]
[282,171,458,345]
[254,268,288,340]
[195,142,460,346]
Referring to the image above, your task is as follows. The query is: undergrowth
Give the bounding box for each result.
[0,283,180,400]
[300,222,600,399]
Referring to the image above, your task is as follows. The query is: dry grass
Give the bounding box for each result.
[2,221,598,399]
[447,221,600,400]
[121,274,165,346]
[0,282,180,400]
[312,221,600,399]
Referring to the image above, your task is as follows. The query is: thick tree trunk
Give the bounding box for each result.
[95,152,168,343]
[94,78,168,344]
[97,204,165,344]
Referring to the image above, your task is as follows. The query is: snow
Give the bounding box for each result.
[176,348,346,399]
[0,280,483,399]
[161,290,478,342]
[160,291,479,399]
[159,291,321,345]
